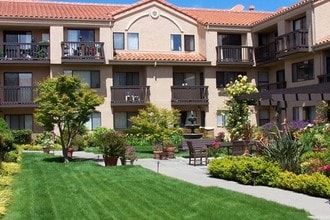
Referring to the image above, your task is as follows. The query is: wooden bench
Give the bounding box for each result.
[181,139,216,151]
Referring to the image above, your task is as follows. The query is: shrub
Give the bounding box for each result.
[11,129,32,144]
[0,162,20,176]
[208,156,281,186]
[0,189,11,217]
[275,171,330,198]
[0,119,14,166]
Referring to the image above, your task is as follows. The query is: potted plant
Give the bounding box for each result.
[162,140,176,159]
[93,128,126,166]
[123,145,137,165]
[41,136,54,154]
[152,144,163,160]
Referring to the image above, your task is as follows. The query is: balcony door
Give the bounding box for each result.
[4,31,32,58]
[276,70,286,89]
[4,73,32,103]
[67,29,95,56]
[173,73,195,86]
[293,17,307,47]
[217,34,242,61]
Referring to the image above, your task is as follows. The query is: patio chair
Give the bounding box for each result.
[187,141,208,166]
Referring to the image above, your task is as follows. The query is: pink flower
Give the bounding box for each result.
[211,141,220,149]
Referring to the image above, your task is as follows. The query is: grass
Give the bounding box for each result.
[4,153,310,220]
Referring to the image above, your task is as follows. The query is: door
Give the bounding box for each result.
[4,73,32,103]
[218,34,242,61]
[4,32,32,58]
[276,70,286,89]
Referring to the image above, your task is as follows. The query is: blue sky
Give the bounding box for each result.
[53,0,300,12]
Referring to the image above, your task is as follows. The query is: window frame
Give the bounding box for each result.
[216,71,246,88]
[292,59,314,82]
[258,109,270,126]
[217,110,229,127]
[114,112,138,130]
[184,35,195,51]
[63,70,100,88]
[5,114,33,130]
[113,32,125,50]
[85,112,101,131]
[171,34,182,51]
[127,33,139,50]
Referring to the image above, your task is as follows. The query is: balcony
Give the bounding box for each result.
[0,86,38,107]
[318,74,330,84]
[61,42,105,63]
[257,82,287,92]
[171,86,208,106]
[255,42,277,64]
[216,46,254,65]
[0,42,50,63]
[276,30,309,57]
[111,86,150,106]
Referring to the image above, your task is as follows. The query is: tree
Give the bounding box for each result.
[128,103,182,146]
[35,75,104,162]
[0,118,14,170]
[224,75,258,141]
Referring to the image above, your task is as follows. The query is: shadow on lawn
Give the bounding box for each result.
[42,156,95,163]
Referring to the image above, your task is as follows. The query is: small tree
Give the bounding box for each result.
[35,75,104,162]
[224,75,258,141]
[128,103,182,146]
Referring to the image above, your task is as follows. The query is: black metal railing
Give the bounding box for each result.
[318,74,330,84]
[257,82,287,91]
[216,45,254,64]
[61,42,105,62]
[0,42,49,62]
[111,86,150,106]
[276,29,309,57]
[255,42,277,64]
[171,86,208,105]
[0,86,38,106]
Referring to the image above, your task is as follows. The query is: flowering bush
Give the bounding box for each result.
[125,146,137,162]
[208,141,221,157]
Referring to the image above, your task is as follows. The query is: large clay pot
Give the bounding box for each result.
[104,156,119,166]
[164,147,176,159]
[153,151,163,160]
[67,147,74,158]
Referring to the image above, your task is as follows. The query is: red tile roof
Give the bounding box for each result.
[315,35,330,46]
[114,52,207,62]
[0,0,126,20]
[181,8,272,26]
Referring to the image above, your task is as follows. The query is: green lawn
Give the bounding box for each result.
[4,153,309,220]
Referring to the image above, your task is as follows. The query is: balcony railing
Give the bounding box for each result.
[255,42,277,64]
[61,42,105,63]
[216,45,254,65]
[318,74,330,84]
[276,29,309,57]
[257,82,287,91]
[171,86,208,105]
[111,86,150,106]
[0,86,38,107]
[0,42,50,63]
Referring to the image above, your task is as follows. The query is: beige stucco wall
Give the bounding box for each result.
[314,0,330,44]
[50,26,63,64]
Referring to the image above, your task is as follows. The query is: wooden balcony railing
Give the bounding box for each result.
[111,86,150,106]
[318,74,330,84]
[216,45,254,65]
[255,42,277,64]
[276,29,309,57]
[171,86,208,105]
[61,42,105,63]
[257,82,287,91]
[0,42,49,63]
[0,86,38,107]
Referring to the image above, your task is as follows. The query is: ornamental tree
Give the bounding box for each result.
[224,75,258,141]
[35,75,104,163]
[128,103,182,146]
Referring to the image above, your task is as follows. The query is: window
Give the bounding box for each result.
[5,114,32,130]
[127,33,139,50]
[171,34,181,51]
[257,71,269,91]
[113,32,124,50]
[4,31,32,50]
[113,72,139,86]
[217,110,229,127]
[216,72,246,88]
[258,109,270,126]
[218,34,241,46]
[184,35,195,51]
[4,72,32,102]
[173,73,195,86]
[68,29,95,42]
[292,60,314,82]
[293,106,316,122]
[85,112,101,130]
[64,70,100,88]
[114,112,138,130]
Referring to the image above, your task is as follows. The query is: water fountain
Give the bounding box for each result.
[183,111,203,139]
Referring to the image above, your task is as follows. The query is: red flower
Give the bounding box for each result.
[211,141,220,149]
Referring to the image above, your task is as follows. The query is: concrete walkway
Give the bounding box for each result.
[57,151,330,220]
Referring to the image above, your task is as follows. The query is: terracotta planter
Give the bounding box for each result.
[164,147,176,159]
[153,151,163,160]
[104,156,119,166]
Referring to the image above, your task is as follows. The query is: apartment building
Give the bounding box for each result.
[0,0,329,136]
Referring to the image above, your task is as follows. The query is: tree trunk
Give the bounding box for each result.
[62,147,69,163]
